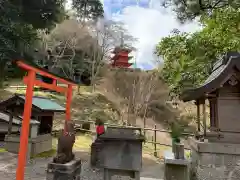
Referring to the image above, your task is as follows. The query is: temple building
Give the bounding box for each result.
[181,52,240,180]
[111,46,133,68]
[0,94,65,158]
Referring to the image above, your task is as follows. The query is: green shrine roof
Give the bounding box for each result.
[19,96,65,111]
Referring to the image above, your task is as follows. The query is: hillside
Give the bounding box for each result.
[1,69,198,148]
[3,86,120,130]
[97,69,197,128]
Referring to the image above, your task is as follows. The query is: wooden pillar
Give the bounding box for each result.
[16,70,35,180]
[196,100,201,132]
[7,110,14,135]
[53,79,57,86]
[202,99,207,136]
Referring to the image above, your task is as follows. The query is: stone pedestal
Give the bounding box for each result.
[99,126,144,180]
[90,139,104,168]
[104,168,140,180]
[164,151,190,180]
[190,138,240,180]
[46,159,81,180]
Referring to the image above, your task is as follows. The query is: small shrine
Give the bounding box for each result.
[0,112,39,141]
[0,94,65,158]
[181,52,240,180]
[12,59,78,180]
[111,46,133,68]
[97,126,144,180]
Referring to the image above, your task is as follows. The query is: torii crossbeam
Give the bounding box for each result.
[14,60,77,180]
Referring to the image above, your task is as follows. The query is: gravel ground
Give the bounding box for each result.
[0,152,163,180]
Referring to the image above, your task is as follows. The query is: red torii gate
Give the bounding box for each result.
[14,60,77,180]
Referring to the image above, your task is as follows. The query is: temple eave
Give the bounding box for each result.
[181,89,206,102]
[111,56,130,60]
[181,52,240,102]
[112,48,132,54]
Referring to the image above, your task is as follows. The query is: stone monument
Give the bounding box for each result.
[98,126,144,180]
[181,52,240,180]
[46,120,81,180]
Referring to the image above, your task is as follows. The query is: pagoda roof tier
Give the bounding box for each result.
[181,52,240,102]
[111,55,133,60]
[111,53,129,58]
[111,62,133,65]
[111,61,133,66]
[112,46,132,54]
[111,64,133,68]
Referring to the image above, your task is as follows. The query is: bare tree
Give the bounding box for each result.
[86,19,138,92]
[107,69,171,126]
[36,17,137,95]
[127,71,165,125]
[36,18,99,84]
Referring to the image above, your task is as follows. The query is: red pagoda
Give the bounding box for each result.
[111,46,133,68]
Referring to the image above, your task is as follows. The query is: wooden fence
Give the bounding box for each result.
[54,120,194,157]
[9,85,194,156]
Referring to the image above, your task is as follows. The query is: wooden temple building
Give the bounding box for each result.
[111,46,133,68]
[0,94,65,158]
[181,52,240,180]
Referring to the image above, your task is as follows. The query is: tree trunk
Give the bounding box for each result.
[0,63,5,88]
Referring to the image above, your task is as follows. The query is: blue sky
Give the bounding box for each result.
[103,0,149,17]
[102,0,201,70]
[66,0,201,70]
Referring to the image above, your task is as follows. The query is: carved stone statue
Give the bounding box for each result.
[53,120,76,164]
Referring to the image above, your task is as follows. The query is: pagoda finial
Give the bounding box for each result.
[120,31,124,48]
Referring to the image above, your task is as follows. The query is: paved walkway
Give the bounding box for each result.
[0,151,164,180]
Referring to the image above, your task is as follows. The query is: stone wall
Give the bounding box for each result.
[5,133,52,159]
[190,139,240,180]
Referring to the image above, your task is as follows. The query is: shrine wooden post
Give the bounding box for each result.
[16,70,35,180]
[14,60,76,180]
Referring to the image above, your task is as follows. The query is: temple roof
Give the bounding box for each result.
[112,46,132,54]
[0,112,39,125]
[181,52,240,102]
[111,54,133,60]
[0,94,65,112]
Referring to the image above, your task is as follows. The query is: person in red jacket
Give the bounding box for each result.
[95,118,105,138]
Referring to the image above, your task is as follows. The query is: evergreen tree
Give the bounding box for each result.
[162,0,240,22]
[155,7,240,96]
[72,0,104,21]
[11,0,66,29]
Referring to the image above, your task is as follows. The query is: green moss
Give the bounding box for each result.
[31,149,56,159]
[185,150,191,159]
[0,148,6,153]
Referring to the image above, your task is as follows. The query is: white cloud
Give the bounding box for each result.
[110,2,200,69]
[66,0,72,10]
[66,0,200,69]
